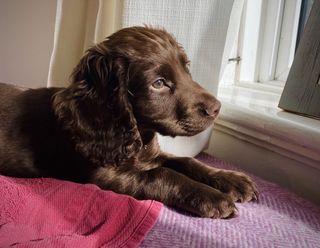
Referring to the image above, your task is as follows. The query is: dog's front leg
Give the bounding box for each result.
[159,154,258,203]
[91,166,237,218]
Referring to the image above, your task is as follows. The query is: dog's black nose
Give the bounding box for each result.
[203,100,221,117]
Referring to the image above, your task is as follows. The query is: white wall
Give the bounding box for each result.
[0,0,57,88]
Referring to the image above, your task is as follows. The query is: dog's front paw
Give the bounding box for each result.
[209,170,258,203]
[186,187,238,219]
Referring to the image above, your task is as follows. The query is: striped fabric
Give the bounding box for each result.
[140,153,320,248]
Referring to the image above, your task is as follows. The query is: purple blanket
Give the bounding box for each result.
[141,153,320,248]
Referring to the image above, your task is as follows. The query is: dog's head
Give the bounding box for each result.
[53,26,220,165]
[115,27,221,137]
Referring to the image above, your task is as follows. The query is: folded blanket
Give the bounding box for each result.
[0,176,162,248]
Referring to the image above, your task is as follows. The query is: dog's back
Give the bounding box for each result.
[0,83,90,180]
[0,83,53,177]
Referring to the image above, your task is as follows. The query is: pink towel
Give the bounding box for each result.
[0,176,162,248]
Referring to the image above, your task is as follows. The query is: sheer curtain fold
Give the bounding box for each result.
[94,0,123,42]
[47,0,121,87]
[47,0,243,156]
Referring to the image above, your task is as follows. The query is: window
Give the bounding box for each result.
[234,0,313,90]
[214,0,320,180]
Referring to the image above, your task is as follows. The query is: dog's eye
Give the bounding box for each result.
[152,78,166,89]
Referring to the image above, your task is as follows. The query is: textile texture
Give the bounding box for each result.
[141,153,320,248]
[0,176,162,248]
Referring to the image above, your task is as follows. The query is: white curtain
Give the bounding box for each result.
[47,0,123,87]
[47,0,243,157]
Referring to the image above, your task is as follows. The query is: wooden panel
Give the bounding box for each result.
[278,0,320,118]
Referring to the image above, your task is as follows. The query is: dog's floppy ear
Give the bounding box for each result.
[53,43,142,166]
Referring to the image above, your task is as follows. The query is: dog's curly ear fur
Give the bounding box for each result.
[53,43,142,166]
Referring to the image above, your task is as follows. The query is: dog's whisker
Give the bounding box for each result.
[127,89,134,97]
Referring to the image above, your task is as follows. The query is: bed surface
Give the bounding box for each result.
[1,153,319,248]
[140,153,320,248]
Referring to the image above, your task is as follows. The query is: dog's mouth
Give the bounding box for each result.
[177,118,214,136]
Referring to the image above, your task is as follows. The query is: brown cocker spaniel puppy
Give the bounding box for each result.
[0,27,257,218]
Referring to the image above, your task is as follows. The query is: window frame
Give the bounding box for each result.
[236,0,302,89]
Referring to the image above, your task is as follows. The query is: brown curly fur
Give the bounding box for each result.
[0,27,257,218]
